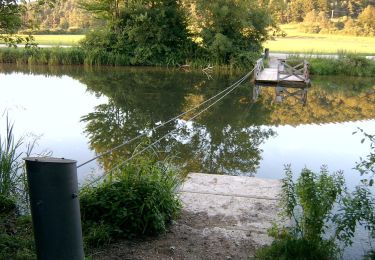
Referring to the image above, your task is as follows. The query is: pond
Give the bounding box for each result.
[1,64,374,258]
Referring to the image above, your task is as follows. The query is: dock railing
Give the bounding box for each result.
[277,59,310,83]
[254,58,264,80]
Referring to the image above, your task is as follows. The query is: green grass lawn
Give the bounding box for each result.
[0,34,85,46]
[33,35,85,45]
[264,24,375,55]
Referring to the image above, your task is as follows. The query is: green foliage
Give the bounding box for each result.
[0,47,86,66]
[0,0,57,45]
[78,0,273,68]
[256,165,347,259]
[255,227,338,259]
[0,116,35,259]
[284,0,370,24]
[354,129,375,186]
[309,53,375,77]
[0,0,25,46]
[358,5,375,36]
[21,0,95,33]
[282,166,345,242]
[286,0,305,22]
[80,0,193,66]
[300,10,334,33]
[0,0,23,35]
[193,0,271,67]
[335,185,375,246]
[333,130,375,257]
[0,210,35,259]
[0,116,23,198]
[80,157,182,248]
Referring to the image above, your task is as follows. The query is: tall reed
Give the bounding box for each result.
[0,115,23,198]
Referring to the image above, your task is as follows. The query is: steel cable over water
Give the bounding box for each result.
[77,69,254,169]
[80,68,255,189]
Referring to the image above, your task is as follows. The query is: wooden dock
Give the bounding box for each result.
[252,57,311,105]
[254,58,311,88]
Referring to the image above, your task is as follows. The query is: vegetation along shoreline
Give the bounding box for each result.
[1,47,375,77]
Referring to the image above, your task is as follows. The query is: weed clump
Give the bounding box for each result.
[255,165,346,259]
[309,53,375,77]
[0,116,35,259]
[80,157,182,248]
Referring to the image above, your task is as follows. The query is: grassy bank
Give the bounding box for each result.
[1,47,375,76]
[265,24,375,55]
[0,47,123,66]
[309,55,375,77]
[0,47,250,70]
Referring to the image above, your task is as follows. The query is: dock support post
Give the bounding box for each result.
[253,85,261,102]
[24,157,84,260]
[264,48,269,59]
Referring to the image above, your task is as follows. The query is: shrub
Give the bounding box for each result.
[334,130,375,257]
[80,157,182,248]
[255,165,347,259]
[0,214,35,259]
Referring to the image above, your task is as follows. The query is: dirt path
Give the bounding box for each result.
[91,173,281,260]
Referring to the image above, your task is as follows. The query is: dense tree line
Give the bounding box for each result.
[268,0,374,23]
[263,0,375,35]
[78,0,274,67]
[21,0,97,33]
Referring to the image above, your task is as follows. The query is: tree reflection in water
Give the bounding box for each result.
[80,68,275,176]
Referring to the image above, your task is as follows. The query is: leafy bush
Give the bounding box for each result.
[334,130,375,257]
[80,157,182,248]
[0,210,35,259]
[255,165,347,259]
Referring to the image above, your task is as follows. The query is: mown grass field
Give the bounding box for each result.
[264,24,375,55]
[32,35,85,45]
[0,34,85,46]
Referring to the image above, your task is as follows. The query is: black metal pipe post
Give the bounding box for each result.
[24,157,84,260]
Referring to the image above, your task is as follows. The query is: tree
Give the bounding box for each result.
[358,5,375,35]
[287,0,305,22]
[22,0,95,32]
[0,0,56,46]
[193,0,272,66]
[0,0,25,45]
[346,0,368,17]
[257,0,287,24]
[79,0,123,26]
[81,0,193,65]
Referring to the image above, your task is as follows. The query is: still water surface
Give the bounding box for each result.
[1,64,374,258]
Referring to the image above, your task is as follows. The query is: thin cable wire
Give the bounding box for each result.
[77,70,254,168]
[80,69,254,189]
